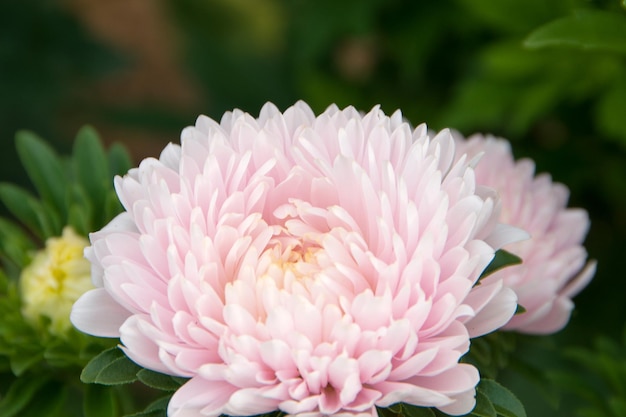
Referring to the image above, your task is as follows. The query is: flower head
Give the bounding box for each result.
[454,135,596,334]
[71,102,525,416]
[21,226,92,335]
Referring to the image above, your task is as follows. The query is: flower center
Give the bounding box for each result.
[262,237,322,290]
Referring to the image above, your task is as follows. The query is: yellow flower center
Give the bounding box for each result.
[20,227,93,336]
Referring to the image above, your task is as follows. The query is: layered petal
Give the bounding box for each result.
[72,102,523,416]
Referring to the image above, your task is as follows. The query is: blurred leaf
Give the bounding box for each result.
[44,341,87,368]
[67,183,93,235]
[136,369,183,392]
[0,217,35,270]
[107,143,133,177]
[596,78,626,148]
[525,9,626,54]
[10,350,43,376]
[0,184,50,238]
[73,126,109,224]
[0,375,49,417]
[478,379,526,417]
[84,384,117,417]
[480,250,522,279]
[456,0,567,33]
[81,346,141,386]
[15,130,67,218]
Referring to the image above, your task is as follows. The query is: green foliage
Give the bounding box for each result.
[81,347,142,386]
[525,10,626,54]
[480,250,523,280]
[464,332,518,379]
[548,331,626,417]
[477,380,526,417]
[0,127,131,264]
[79,345,190,417]
[0,127,133,416]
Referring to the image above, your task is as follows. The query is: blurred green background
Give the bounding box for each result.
[2,0,626,415]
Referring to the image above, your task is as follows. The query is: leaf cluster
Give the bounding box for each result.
[0,127,132,416]
[80,347,190,417]
[0,127,131,277]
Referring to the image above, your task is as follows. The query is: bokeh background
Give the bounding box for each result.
[2,0,626,415]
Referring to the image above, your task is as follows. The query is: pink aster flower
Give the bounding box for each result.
[71,102,526,416]
[454,134,596,334]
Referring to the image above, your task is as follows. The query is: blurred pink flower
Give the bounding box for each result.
[72,102,525,416]
[454,135,596,334]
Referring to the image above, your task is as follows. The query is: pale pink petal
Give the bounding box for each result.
[70,288,130,337]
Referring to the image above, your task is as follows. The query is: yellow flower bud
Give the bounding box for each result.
[20,227,93,336]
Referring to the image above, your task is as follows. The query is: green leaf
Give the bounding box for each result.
[124,396,170,417]
[477,379,526,417]
[457,0,564,34]
[137,369,183,391]
[15,130,68,218]
[480,250,522,279]
[108,142,133,177]
[73,126,110,223]
[0,217,35,269]
[81,346,141,385]
[84,384,117,417]
[379,404,436,417]
[0,184,48,238]
[402,403,436,417]
[470,390,497,417]
[0,375,49,417]
[596,78,626,148]
[67,183,93,235]
[525,10,626,54]
[10,350,44,376]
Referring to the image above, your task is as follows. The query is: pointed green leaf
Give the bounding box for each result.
[15,130,68,218]
[67,183,93,235]
[108,142,133,177]
[81,346,141,385]
[84,384,117,417]
[480,250,522,279]
[478,379,526,417]
[73,126,110,223]
[525,10,626,54]
[0,184,47,238]
[0,217,35,269]
[0,375,49,417]
[137,368,184,391]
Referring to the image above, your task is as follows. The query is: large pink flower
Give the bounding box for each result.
[71,102,525,416]
[454,134,596,334]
